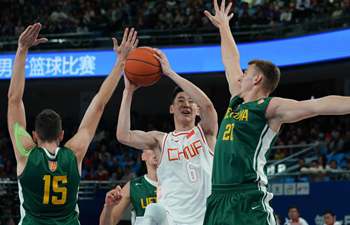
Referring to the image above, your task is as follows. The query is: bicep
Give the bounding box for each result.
[270,98,317,124]
[118,130,162,151]
[7,101,34,160]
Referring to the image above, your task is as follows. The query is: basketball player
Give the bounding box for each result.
[99,150,158,225]
[116,49,218,225]
[7,23,138,225]
[203,1,350,224]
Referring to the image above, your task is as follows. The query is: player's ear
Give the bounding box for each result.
[195,105,200,116]
[253,73,263,85]
[169,104,175,114]
[59,130,64,142]
[32,131,38,143]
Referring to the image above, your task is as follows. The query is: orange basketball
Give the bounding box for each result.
[124,47,161,87]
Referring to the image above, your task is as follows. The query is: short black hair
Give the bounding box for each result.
[288,206,299,212]
[323,210,335,217]
[171,86,184,104]
[35,109,62,142]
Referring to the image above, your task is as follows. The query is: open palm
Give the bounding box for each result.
[204,0,234,28]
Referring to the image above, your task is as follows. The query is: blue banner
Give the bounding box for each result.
[1,28,350,79]
[271,181,350,225]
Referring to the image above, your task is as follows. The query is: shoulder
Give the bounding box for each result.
[148,131,167,144]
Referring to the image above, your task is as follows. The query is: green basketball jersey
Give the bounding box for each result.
[130,175,157,218]
[18,147,80,225]
[212,96,278,187]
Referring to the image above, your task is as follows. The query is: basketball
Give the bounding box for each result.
[124,47,161,87]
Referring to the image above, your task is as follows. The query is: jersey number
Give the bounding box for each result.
[43,175,67,205]
[186,164,198,182]
[223,123,235,141]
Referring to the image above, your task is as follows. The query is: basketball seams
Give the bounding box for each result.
[126,58,161,68]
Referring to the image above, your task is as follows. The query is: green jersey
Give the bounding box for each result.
[18,147,80,225]
[212,96,277,187]
[130,175,157,219]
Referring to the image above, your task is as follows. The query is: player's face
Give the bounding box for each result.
[288,208,299,220]
[170,92,198,125]
[239,65,255,94]
[239,65,262,96]
[324,214,335,225]
[143,150,159,167]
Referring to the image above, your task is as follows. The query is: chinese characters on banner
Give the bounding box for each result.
[0,55,96,78]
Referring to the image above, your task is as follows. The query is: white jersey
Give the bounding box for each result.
[157,125,214,225]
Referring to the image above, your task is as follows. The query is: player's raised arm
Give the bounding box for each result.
[7,23,47,164]
[65,28,138,163]
[116,77,164,151]
[267,96,350,131]
[154,49,218,150]
[99,183,130,225]
[204,0,242,97]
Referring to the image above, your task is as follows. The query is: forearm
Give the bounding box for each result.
[95,60,124,107]
[219,24,240,65]
[316,95,350,115]
[8,47,27,101]
[116,90,133,140]
[167,70,213,108]
[99,206,115,225]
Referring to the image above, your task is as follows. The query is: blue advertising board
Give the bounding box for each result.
[1,29,350,79]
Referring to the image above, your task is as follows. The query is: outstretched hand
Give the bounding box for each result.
[153,48,173,76]
[204,0,234,28]
[104,185,123,207]
[113,27,139,62]
[18,23,48,50]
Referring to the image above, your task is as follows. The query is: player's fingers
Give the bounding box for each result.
[204,10,215,21]
[225,2,232,15]
[127,27,135,43]
[33,38,48,46]
[131,30,137,46]
[153,54,162,62]
[121,27,129,46]
[228,13,234,20]
[21,25,33,38]
[213,0,219,12]
[133,39,139,48]
[112,37,118,48]
[220,0,225,12]
[28,23,41,39]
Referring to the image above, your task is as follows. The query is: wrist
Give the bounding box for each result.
[116,59,126,67]
[17,46,29,54]
[123,88,135,95]
[103,203,114,212]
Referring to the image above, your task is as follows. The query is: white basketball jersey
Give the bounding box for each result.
[157,125,214,225]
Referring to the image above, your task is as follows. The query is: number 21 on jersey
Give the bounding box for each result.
[43,175,68,205]
[223,123,235,141]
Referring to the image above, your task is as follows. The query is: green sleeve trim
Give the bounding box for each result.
[13,123,33,157]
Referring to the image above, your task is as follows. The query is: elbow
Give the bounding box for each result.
[116,130,129,145]
[8,93,21,105]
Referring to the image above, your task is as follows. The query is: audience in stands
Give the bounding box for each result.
[0,0,349,37]
[285,206,309,225]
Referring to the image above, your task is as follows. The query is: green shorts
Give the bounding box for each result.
[203,183,276,225]
[20,213,79,225]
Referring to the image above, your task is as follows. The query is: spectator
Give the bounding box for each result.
[285,206,309,225]
[323,210,341,225]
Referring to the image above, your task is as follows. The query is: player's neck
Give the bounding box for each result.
[174,121,195,132]
[243,89,269,103]
[146,169,157,182]
[38,141,59,154]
